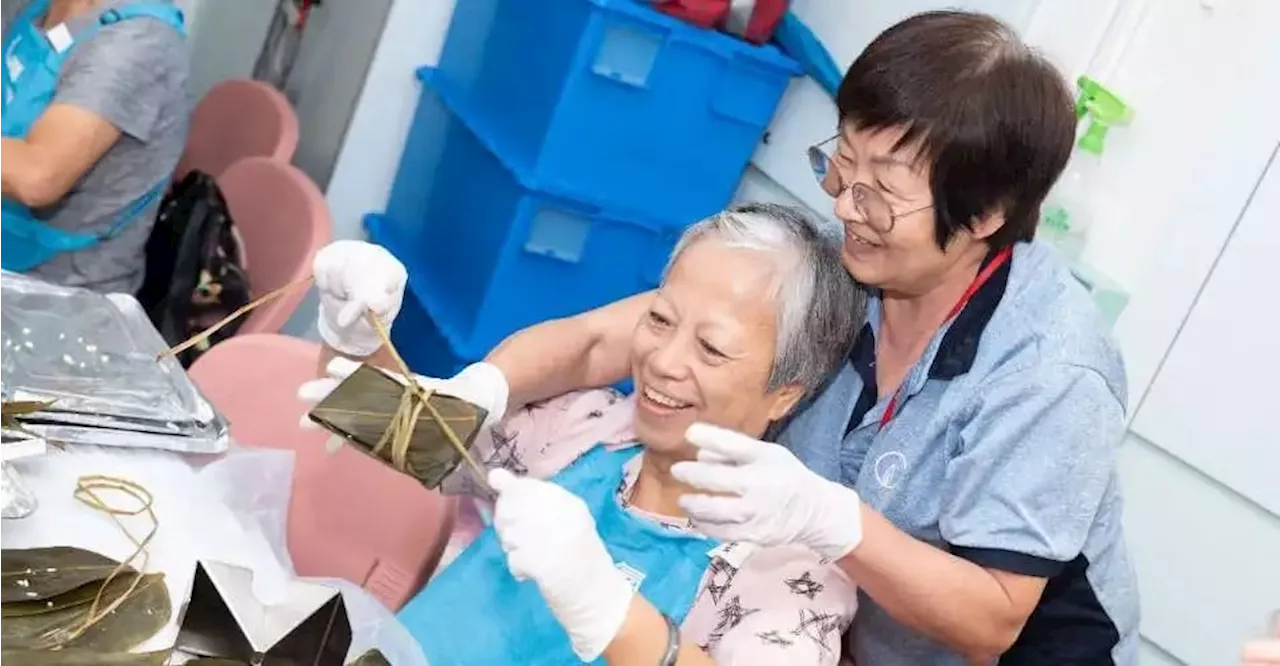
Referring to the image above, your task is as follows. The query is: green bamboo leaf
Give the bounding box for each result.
[2,547,130,604]
[2,573,170,652]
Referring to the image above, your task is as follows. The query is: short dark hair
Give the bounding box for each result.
[837,11,1075,249]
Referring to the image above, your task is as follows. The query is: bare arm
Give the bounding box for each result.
[1,105,120,207]
[486,291,653,408]
[839,508,1046,662]
[316,291,651,404]
[604,596,716,666]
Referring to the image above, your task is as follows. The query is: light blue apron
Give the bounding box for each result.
[400,445,718,665]
[1,0,185,272]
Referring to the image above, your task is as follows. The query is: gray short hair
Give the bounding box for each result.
[663,202,865,394]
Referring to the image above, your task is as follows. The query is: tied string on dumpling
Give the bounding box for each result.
[62,475,158,647]
[361,314,493,496]
[157,276,494,496]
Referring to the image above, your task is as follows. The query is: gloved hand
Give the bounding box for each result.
[488,468,634,661]
[297,358,511,445]
[671,422,864,561]
[313,240,408,357]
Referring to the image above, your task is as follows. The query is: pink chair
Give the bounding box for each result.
[176,79,300,180]
[216,157,332,335]
[188,333,459,611]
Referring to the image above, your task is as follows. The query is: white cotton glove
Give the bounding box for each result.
[297,359,511,451]
[314,240,408,357]
[488,468,635,662]
[671,422,864,561]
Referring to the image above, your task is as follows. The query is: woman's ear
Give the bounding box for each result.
[765,384,805,422]
[970,208,1007,242]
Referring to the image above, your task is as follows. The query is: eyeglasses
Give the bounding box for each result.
[807,134,932,235]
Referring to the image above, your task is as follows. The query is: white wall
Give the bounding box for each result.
[325,2,1280,663]
[324,0,458,243]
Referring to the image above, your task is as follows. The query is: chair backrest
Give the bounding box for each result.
[216,157,332,335]
[188,334,458,610]
[176,79,300,180]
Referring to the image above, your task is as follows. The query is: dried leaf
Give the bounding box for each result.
[1,399,56,418]
[2,572,171,652]
[0,648,170,665]
[349,648,392,665]
[2,547,128,603]
[308,363,487,489]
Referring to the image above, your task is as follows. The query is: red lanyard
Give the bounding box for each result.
[878,247,1013,429]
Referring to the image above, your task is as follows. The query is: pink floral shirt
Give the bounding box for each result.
[437,389,858,665]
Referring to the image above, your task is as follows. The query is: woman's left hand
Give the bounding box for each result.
[672,423,865,561]
[488,469,636,661]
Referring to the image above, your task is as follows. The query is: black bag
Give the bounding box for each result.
[137,170,251,367]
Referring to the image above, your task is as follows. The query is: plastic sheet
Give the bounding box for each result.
[1,444,428,664]
[1,461,38,519]
[0,272,229,453]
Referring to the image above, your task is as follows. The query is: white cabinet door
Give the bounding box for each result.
[1131,140,1280,514]
[1087,0,1280,406]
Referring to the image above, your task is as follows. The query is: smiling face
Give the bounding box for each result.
[823,124,1004,296]
[629,239,804,458]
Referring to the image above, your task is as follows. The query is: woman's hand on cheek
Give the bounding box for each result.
[671,423,865,561]
[488,469,636,661]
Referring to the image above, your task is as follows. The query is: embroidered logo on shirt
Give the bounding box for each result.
[873,450,907,489]
[615,561,645,591]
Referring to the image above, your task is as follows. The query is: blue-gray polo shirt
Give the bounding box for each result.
[776,240,1139,665]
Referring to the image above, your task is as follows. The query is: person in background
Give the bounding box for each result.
[1,0,189,293]
[306,204,863,665]
[308,10,1140,665]
[1244,613,1280,666]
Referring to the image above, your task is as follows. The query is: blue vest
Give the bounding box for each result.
[1,0,185,272]
[400,446,718,666]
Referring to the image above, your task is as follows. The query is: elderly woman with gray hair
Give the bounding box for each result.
[305,203,864,665]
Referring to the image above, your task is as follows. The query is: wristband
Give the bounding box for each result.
[659,612,680,666]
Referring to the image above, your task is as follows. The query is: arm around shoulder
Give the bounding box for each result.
[839,363,1126,661]
[487,290,654,408]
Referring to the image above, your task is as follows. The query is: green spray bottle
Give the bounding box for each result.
[1039,76,1134,261]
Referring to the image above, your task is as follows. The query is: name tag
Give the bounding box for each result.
[46,24,73,53]
[707,542,758,569]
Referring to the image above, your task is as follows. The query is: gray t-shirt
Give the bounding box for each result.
[3,0,190,293]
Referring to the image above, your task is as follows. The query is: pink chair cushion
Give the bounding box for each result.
[188,334,456,610]
[176,79,300,179]
[216,157,333,335]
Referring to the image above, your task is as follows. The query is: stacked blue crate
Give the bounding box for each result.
[370,0,799,377]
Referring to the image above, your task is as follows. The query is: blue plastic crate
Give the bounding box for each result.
[432,0,798,221]
[394,278,639,397]
[374,83,684,362]
[391,281,475,378]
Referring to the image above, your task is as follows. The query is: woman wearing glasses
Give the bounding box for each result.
[309,10,1138,666]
